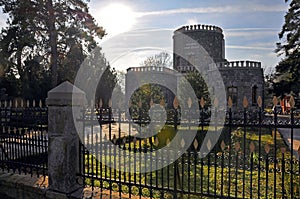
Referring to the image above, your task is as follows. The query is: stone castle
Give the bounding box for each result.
[126,24,264,110]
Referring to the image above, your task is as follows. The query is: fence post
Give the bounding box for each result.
[46,81,85,198]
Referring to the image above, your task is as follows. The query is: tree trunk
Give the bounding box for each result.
[47,0,58,87]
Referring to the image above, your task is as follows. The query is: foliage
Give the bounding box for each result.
[96,65,118,108]
[180,70,211,106]
[0,0,105,99]
[129,84,165,120]
[75,47,118,107]
[274,0,300,96]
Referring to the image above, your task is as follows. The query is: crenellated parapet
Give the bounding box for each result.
[127,66,176,74]
[217,61,261,68]
[175,24,223,34]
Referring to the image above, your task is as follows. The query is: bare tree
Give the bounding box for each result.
[141,52,172,68]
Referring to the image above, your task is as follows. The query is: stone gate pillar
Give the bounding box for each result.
[46,81,85,197]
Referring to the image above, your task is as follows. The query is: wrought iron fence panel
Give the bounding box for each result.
[77,103,300,199]
[0,99,48,177]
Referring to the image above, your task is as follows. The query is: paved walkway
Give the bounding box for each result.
[278,128,300,159]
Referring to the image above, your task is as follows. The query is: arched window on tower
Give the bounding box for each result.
[252,85,258,106]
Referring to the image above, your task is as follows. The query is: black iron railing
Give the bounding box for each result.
[0,100,48,177]
[78,98,300,199]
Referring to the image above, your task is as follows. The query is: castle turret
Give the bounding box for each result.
[173,24,225,72]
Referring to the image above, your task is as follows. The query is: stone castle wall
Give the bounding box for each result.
[172,24,264,110]
[125,24,265,110]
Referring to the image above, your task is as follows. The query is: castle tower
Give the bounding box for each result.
[173,24,225,72]
[172,24,264,110]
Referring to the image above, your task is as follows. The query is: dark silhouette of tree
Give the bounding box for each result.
[273,0,300,96]
[0,0,105,99]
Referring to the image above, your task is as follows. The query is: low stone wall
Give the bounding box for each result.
[0,172,143,199]
[0,172,84,199]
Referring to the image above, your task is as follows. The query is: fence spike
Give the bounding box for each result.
[21,99,24,108]
[13,127,17,134]
[221,140,226,151]
[265,144,270,154]
[138,99,142,108]
[250,141,255,153]
[289,96,295,108]
[27,100,30,108]
[150,98,154,107]
[108,98,112,108]
[207,139,212,150]
[15,99,18,108]
[235,142,240,152]
[228,96,233,108]
[160,99,165,107]
[193,139,198,150]
[187,97,192,108]
[39,100,42,108]
[200,97,205,108]
[181,139,185,148]
[173,96,179,109]
[99,99,103,108]
[213,97,219,107]
[272,96,278,106]
[243,96,248,108]
[33,100,36,107]
[257,96,262,108]
[90,99,94,109]
[154,137,159,146]
[166,138,170,146]
[4,100,7,108]
[272,130,276,138]
[9,100,12,107]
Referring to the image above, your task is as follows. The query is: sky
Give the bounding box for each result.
[86,0,289,74]
[0,0,289,74]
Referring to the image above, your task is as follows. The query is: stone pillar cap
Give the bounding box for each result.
[46,81,86,106]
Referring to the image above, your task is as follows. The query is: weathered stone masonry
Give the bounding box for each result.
[126,24,264,110]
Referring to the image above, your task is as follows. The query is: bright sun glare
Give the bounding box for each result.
[99,3,136,37]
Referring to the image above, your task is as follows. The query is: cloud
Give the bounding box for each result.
[227,45,274,51]
[137,6,233,16]
[224,29,278,38]
[100,28,173,72]
[186,18,199,25]
[225,28,278,31]
[136,4,287,17]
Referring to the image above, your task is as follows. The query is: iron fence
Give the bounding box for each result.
[0,99,48,177]
[78,97,300,199]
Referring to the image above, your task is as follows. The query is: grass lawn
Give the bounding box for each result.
[82,126,300,199]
